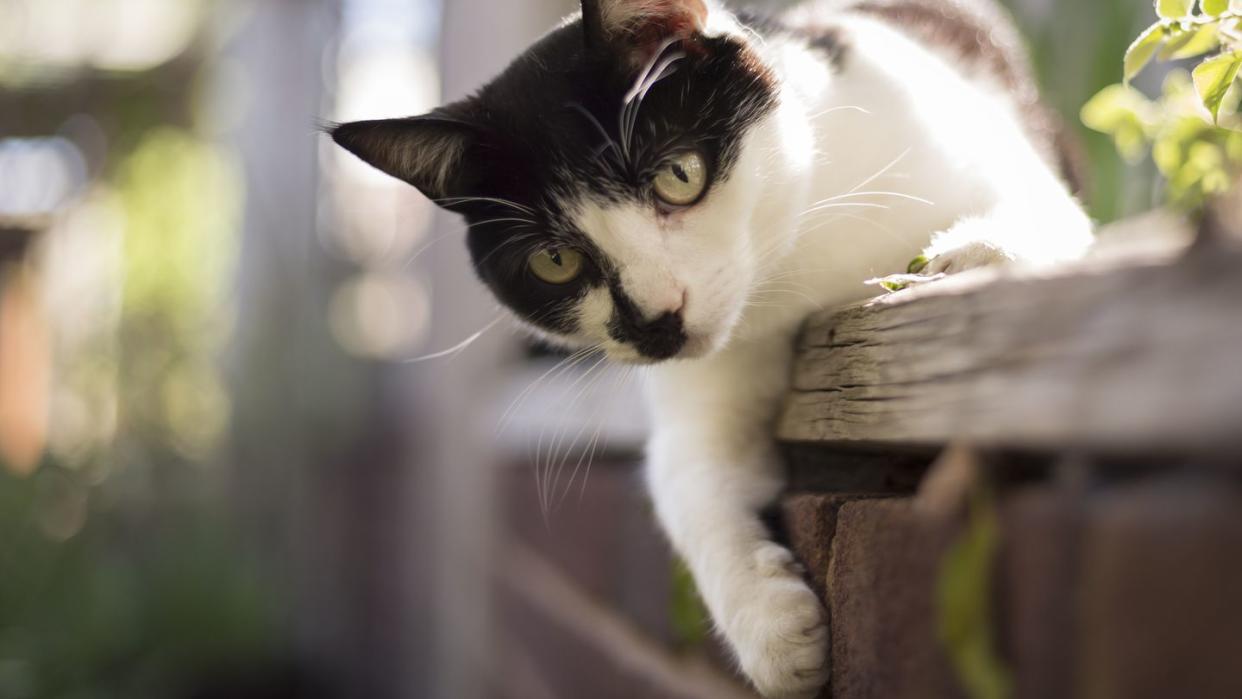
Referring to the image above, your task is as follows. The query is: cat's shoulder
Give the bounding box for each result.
[766,0,1033,95]
[753,0,1084,195]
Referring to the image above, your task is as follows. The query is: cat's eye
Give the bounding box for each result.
[528,248,584,284]
[652,151,708,207]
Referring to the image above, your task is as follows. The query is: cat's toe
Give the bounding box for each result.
[923,240,1014,275]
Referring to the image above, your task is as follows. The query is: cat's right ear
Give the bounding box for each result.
[580,0,711,48]
[330,114,477,204]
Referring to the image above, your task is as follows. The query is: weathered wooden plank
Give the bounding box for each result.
[778,243,1242,456]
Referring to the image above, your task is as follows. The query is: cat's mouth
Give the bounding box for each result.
[604,330,716,365]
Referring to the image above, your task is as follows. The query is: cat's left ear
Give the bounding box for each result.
[330,111,480,204]
[581,0,714,48]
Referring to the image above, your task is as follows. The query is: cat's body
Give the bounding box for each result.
[332,1,1092,696]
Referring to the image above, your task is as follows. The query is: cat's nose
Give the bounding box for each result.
[608,286,688,360]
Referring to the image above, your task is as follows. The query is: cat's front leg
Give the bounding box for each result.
[921,200,1095,275]
[645,337,828,699]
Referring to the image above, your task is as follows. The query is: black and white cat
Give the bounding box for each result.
[332,1,1092,695]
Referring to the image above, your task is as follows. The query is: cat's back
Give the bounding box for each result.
[776,0,1033,98]
[769,0,1081,193]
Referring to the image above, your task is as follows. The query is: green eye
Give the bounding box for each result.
[529,248,584,284]
[653,150,708,207]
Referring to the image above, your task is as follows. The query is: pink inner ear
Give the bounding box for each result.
[603,0,709,40]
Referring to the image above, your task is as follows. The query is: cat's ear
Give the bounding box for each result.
[330,112,478,203]
[580,0,712,47]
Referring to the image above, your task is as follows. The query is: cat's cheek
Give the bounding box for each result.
[575,286,618,345]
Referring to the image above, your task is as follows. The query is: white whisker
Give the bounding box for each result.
[401,316,503,364]
[434,196,537,216]
[809,104,871,119]
[848,147,911,195]
[796,202,890,218]
[467,217,539,228]
[804,190,935,208]
[500,345,601,434]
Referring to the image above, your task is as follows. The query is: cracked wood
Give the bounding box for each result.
[777,243,1242,457]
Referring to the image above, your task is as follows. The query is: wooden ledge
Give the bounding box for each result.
[777,239,1242,460]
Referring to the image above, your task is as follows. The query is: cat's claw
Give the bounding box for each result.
[869,240,1015,292]
[728,544,829,699]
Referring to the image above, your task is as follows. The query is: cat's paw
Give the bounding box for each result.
[868,241,1015,292]
[920,239,1014,275]
[726,544,829,699]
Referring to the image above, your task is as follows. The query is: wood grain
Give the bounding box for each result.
[777,243,1242,458]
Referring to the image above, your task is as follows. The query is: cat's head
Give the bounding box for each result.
[333,0,806,363]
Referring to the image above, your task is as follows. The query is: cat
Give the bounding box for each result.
[330,0,1093,696]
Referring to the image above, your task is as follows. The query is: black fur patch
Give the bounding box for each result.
[606,282,687,359]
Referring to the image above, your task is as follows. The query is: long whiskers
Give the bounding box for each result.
[434,196,537,216]
[536,353,609,520]
[498,345,602,435]
[800,190,935,215]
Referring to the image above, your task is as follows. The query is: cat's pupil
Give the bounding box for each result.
[550,251,563,266]
[672,164,689,183]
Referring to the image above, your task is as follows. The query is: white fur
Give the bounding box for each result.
[565,8,1092,698]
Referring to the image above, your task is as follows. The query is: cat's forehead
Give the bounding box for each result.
[463,20,777,203]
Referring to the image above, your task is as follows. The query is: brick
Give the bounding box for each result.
[827,499,966,699]
[997,487,1085,699]
[1080,478,1242,699]
[780,494,885,603]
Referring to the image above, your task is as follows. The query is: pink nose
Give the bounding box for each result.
[657,288,688,318]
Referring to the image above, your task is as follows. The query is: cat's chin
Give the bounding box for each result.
[603,332,721,366]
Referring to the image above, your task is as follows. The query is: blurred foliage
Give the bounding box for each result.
[1083,0,1242,210]
[0,468,280,699]
[0,11,284,695]
[999,0,1155,223]
[937,491,1011,699]
[669,556,710,649]
[115,128,239,462]
[1085,71,1242,209]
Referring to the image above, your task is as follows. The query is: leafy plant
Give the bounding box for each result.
[1083,0,1242,209]
[937,491,1011,699]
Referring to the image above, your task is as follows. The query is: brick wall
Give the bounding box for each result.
[490,448,1242,699]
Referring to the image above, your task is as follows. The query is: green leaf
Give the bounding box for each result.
[1203,0,1230,16]
[1125,23,1166,83]
[938,493,1012,699]
[1160,24,1219,61]
[1081,84,1155,160]
[1155,0,1194,18]
[1193,51,1242,122]
[1155,0,1195,18]
[670,557,709,648]
[907,255,929,274]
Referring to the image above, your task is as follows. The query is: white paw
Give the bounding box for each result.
[868,241,1015,292]
[724,544,829,699]
[921,239,1014,275]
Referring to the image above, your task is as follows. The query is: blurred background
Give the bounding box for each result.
[0,1,1171,698]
